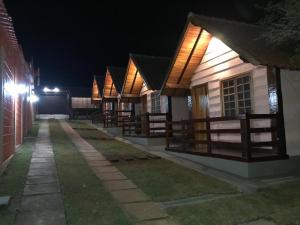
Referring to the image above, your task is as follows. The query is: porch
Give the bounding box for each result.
[122,112,171,138]
[166,113,288,162]
[103,110,134,128]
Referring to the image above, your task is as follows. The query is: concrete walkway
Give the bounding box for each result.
[16,121,66,225]
[60,121,177,225]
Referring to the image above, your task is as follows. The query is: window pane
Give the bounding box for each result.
[244,84,250,91]
[244,91,250,99]
[230,95,235,101]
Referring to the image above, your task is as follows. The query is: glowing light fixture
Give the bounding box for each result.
[27,94,39,103]
[43,87,60,93]
[43,87,51,92]
[4,82,28,96]
[207,37,229,52]
[53,87,60,93]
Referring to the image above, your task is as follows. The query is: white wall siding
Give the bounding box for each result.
[171,97,190,121]
[190,38,270,143]
[281,70,300,156]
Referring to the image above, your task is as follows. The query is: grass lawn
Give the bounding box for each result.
[69,121,237,202]
[49,120,132,225]
[0,124,39,225]
[168,181,300,225]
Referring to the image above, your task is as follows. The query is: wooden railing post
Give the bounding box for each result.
[240,114,251,161]
[166,120,170,149]
[145,112,150,137]
[181,120,186,151]
[206,117,212,154]
[166,112,172,137]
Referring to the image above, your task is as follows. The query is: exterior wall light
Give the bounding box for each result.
[4,82,28,96]
[27,94,39,103]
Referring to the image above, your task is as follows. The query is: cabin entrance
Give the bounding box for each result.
[191,83,209,152]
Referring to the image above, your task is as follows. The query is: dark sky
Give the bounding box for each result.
[5,0,267,88]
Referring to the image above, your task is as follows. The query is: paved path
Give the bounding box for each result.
[60,121,177,225]
[16,121,66,225]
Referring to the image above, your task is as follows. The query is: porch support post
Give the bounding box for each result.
[275,68,287,156]
[240,114,251,161]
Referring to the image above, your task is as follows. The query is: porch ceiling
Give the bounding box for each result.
[91,76,101,102]
[121,58,146,98]
[162,22,212,97]
[103,70,118,99]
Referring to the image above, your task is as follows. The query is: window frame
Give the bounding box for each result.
[221,73,253,117]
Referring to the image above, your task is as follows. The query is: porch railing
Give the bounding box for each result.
[166,113,288,162]
[123,112,171,137]
[103,110,134,128]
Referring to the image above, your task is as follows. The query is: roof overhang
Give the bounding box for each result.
[103,69,119,99]
[91,76,102,102]
[161,20,212,96]
[121,57,148,99]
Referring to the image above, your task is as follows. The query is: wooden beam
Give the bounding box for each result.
[129,69,139,95]
[176,28,203,85]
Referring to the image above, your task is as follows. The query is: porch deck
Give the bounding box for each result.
[122,113,171,138]
[166,114,288,162]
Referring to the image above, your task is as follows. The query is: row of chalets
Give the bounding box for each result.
[90,13,300,178]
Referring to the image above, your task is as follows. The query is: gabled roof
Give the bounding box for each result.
[122,54,170,99]
[162,13,300,96]
[103,67,126,99]
[91,75,102,102]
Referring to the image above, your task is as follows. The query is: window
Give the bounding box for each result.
[151,92,161,113]
[222,75,252,116]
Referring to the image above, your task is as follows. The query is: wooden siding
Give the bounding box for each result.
[191,37,271,143]
[103,71,118,98]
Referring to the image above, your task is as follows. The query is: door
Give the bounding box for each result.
[191,84,209,152]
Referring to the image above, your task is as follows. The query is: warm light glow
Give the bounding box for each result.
[27,94,39,103]
[4,82,28,96]
[53,87,60,93]
[206,37,230,53]
[43,87,60,93]
[43,87,51,92]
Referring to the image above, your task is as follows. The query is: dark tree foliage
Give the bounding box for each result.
[261,0,300,64]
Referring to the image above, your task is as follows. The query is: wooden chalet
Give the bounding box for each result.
[160,13,300,176]
[121,54,175,139]
[91,75,102,104]
[102,67,132,127]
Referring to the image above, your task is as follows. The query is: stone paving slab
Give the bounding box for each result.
[81,152,104,157]
[111,189,150,203]
[32,153,54,158]
[84,155,106,161]
[24,183,60,196]
[239,219,277,225]
[93,166,119,173]
[137,219,178,225]
[29,162,56,170]
[124,202,168,221]
[20,193,64,212]
[26,175,58,185]
[88,160,112,167]
[28,168,56,176]
[31,157,55,163]
[103,180,137,191]
[95,171,127,181]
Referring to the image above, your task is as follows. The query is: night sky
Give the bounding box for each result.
[5,0,267,88]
